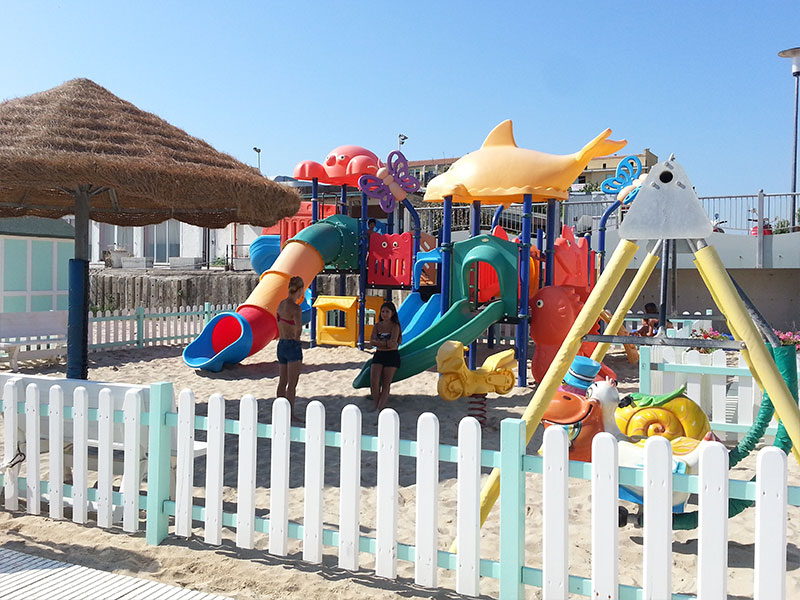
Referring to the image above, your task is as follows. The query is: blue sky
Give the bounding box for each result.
[2,1,798,196]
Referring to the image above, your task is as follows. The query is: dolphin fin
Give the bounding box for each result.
[481,120,518,148]
[576,129,627,163]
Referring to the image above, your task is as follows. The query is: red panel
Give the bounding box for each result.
[261,201,337,244]
[553,225,591,301]
[367,232,413,287]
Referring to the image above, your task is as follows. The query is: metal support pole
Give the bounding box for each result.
[670,238,678,315]
[338,185,347,324]
[67,186,90,380]
[310,179,319,347]
[658,239,669,332]
[536,228,545,289]
[515,195,533,387]
[440,195,453,316]
[468,200,481,370]
[545,199,557,286]
[756,189,765,268]
[358,192,368,350]
[792,74,799,229]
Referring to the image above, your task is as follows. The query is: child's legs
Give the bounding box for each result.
[370,363,383,404]
[285,360,301,405]
[277,362,288,397]
[377,366,397,410]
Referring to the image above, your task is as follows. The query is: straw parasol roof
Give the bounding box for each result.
[0,78,300,228]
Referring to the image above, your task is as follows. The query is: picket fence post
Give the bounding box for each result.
[204,301,212,326]
[135,307,145,348]
[499,418,526,600]
[145,381,174,545]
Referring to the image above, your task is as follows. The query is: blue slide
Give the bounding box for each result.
[403,293,442,340]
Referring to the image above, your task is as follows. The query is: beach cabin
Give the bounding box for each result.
[0,216,74,312]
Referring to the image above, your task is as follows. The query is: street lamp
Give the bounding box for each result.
[778,46,800,228]
[253,146,262,173]
[398,134,408,151]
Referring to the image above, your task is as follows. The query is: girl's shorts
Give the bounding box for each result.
[373,349,401,369]
[277,339,303,364]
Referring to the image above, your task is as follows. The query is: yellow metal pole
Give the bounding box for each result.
[591,246,660,364]
[477,239,639,527]
[694,244,800,465]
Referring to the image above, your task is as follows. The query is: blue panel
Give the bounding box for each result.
[3,239,27,291]
[56,241,73,290]
[4,296,26,312]
[31,295,54,311]
[31,240,53,291]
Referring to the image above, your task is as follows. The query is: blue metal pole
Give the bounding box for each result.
[516,194,532,387]
[544,199,557,286]
[358,192,368,350]
[536,227,545,289]
[491,205,504,230]
[584,232,592,289]
[597,199,622,275]
[310,178,319,348]
[440,195,453,316]
[338,185,347,325]
[387,208,394,234]
[66,258,89,379]
[468,200,481,370]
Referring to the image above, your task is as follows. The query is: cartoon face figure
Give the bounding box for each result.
[529,286,582,346]
[294,145,381,187]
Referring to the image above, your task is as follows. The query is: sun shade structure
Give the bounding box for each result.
[0,78,301,378]
[0,78,300,227]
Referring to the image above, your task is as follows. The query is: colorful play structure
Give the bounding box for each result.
[183,121,626,390]
[181,119,800,537]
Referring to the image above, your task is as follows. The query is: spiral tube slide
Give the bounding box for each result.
[183,215,360,371]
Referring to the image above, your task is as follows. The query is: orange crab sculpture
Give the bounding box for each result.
[293,145,381,187]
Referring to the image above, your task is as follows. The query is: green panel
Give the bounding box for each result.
[3,239,27,291]
[31,240,53,291]
[56,294,69,310]
[353,299,508,388]
[31,295,54,311]
[56,241,73,290]
[4,296,27,312]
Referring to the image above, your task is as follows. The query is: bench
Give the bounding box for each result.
[0,311,68,371]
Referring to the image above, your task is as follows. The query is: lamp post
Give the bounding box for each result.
[778,47,800,228]
[398,134,408,151]
[253,146,262,173]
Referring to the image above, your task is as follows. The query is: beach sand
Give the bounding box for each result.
[1,343,799,599]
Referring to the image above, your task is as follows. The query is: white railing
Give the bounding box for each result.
[640,345,800,437]
[88,303,235,351]
[2,380,798,598]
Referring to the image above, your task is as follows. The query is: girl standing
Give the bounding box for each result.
[369,301,402,411]
[276,276,305,422]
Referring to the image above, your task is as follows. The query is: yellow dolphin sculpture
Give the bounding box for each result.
[423,120,626,205]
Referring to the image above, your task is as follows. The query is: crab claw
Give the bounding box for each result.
[293,160,326,181]
[346,154,380,177]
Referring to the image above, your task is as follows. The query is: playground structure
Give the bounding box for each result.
[473,154,800,531]
[184,123,620,387]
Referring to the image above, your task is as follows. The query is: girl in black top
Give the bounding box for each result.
[369,301,402,411]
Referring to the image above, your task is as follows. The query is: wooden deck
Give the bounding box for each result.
[0,548,233,599]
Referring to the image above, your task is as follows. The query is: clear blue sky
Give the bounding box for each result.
[2,1,798,196]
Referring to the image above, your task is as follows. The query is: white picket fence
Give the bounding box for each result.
[622,310,713,337]
[641,345,800,436]
[2,379,798,598]
[88,303,236,351]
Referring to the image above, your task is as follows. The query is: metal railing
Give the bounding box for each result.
[416,203,547,236]
[561,191,800,236]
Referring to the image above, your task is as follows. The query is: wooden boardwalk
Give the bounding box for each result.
[0,548,233,600]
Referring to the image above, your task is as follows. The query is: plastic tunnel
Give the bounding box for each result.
[183,215,361,371]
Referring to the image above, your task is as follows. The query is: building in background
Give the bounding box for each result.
[0,217,74,312]
[571,149,659,192]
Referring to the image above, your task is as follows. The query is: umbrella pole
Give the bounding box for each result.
[67,186,90,379]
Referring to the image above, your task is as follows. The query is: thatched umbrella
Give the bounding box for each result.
[0,78,301,378]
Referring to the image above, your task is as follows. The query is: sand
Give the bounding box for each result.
[1,342,799,599]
